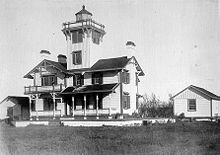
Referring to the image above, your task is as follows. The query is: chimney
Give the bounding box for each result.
[40,50,51,60]
[57,54,67,69]
[126,41,136,58]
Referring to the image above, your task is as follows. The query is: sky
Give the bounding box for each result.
[0,0,220,101]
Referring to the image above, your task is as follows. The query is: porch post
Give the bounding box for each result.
[84,95,87,120]
[72,96,75,119]
[29,96,32,120]
[96,94,99,119]
[36,94,39,120]
[52,84,55,120]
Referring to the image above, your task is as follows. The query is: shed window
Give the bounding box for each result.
[188,99,196,111]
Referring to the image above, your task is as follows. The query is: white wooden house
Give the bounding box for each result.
[172,85,220,119]
[21,6,145,120]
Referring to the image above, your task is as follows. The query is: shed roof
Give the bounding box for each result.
[172,85,220,101]
[0,96,29,105]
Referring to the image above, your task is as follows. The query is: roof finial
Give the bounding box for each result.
[82,5,85,10]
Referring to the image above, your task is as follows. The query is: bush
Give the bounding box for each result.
[137,93,174,118]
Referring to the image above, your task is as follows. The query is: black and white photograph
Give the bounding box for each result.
[0,0,220,154]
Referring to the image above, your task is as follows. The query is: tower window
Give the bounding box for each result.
[92,31,100,45]
[72,31,83,43]
[72,51,82,65]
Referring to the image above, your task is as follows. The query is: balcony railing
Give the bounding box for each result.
[31,110,61,117]
[62,19,105,32]
[24,84,65,94]
[74,108,110,116]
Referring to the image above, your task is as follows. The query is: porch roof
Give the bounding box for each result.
[60,83,119,95]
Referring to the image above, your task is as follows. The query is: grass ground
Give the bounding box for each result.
[0,122,220,155]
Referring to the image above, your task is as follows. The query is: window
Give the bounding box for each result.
[41,75,57,86]
[188,99,196,111]
[73,74,84,86]
[123,92,130,109]
[72,31,83,43]
[92,72,103,84]
[122,71,130,84]
[72,51,82,65]
[92,30,100,45]
[31,100,36,111]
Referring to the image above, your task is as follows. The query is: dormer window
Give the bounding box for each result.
[72,51,82,65]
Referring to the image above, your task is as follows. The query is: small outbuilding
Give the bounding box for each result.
[0,96,30,120]
[172,85,220,119]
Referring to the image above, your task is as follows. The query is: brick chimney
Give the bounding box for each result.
[126,41,136,58]
[40,50,51,60]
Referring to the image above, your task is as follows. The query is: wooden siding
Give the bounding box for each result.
[103,71,119,84]
[174,89,212,117]
[174,89,204,99]
[174,98,211,117]
[84,73,92,85]
[123,58,138,115]
[102,86,120,114]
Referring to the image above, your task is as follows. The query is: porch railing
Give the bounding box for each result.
[74,108,110,116]
[31,110,61,117]
[24,84,65,94]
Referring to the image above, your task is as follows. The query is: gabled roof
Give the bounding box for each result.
[172,85,220,101]
[75,5,92,16]
[0,96,29,105]
[90,56,131,71]
[67,56,145,76]
[61,83,119,95]
[24,59,67,79]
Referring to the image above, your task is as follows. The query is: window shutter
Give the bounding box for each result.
[76,51,82,64]
[72,32,77,43]
[126,73,130,84]
[78,31,83,42]
[72,53,76,64]
[128,96,130,108]
[73,75,76,86]
[81,74,84,85]
[121,72,125,83]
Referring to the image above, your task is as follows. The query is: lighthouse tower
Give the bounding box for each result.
[62,5,106,70]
